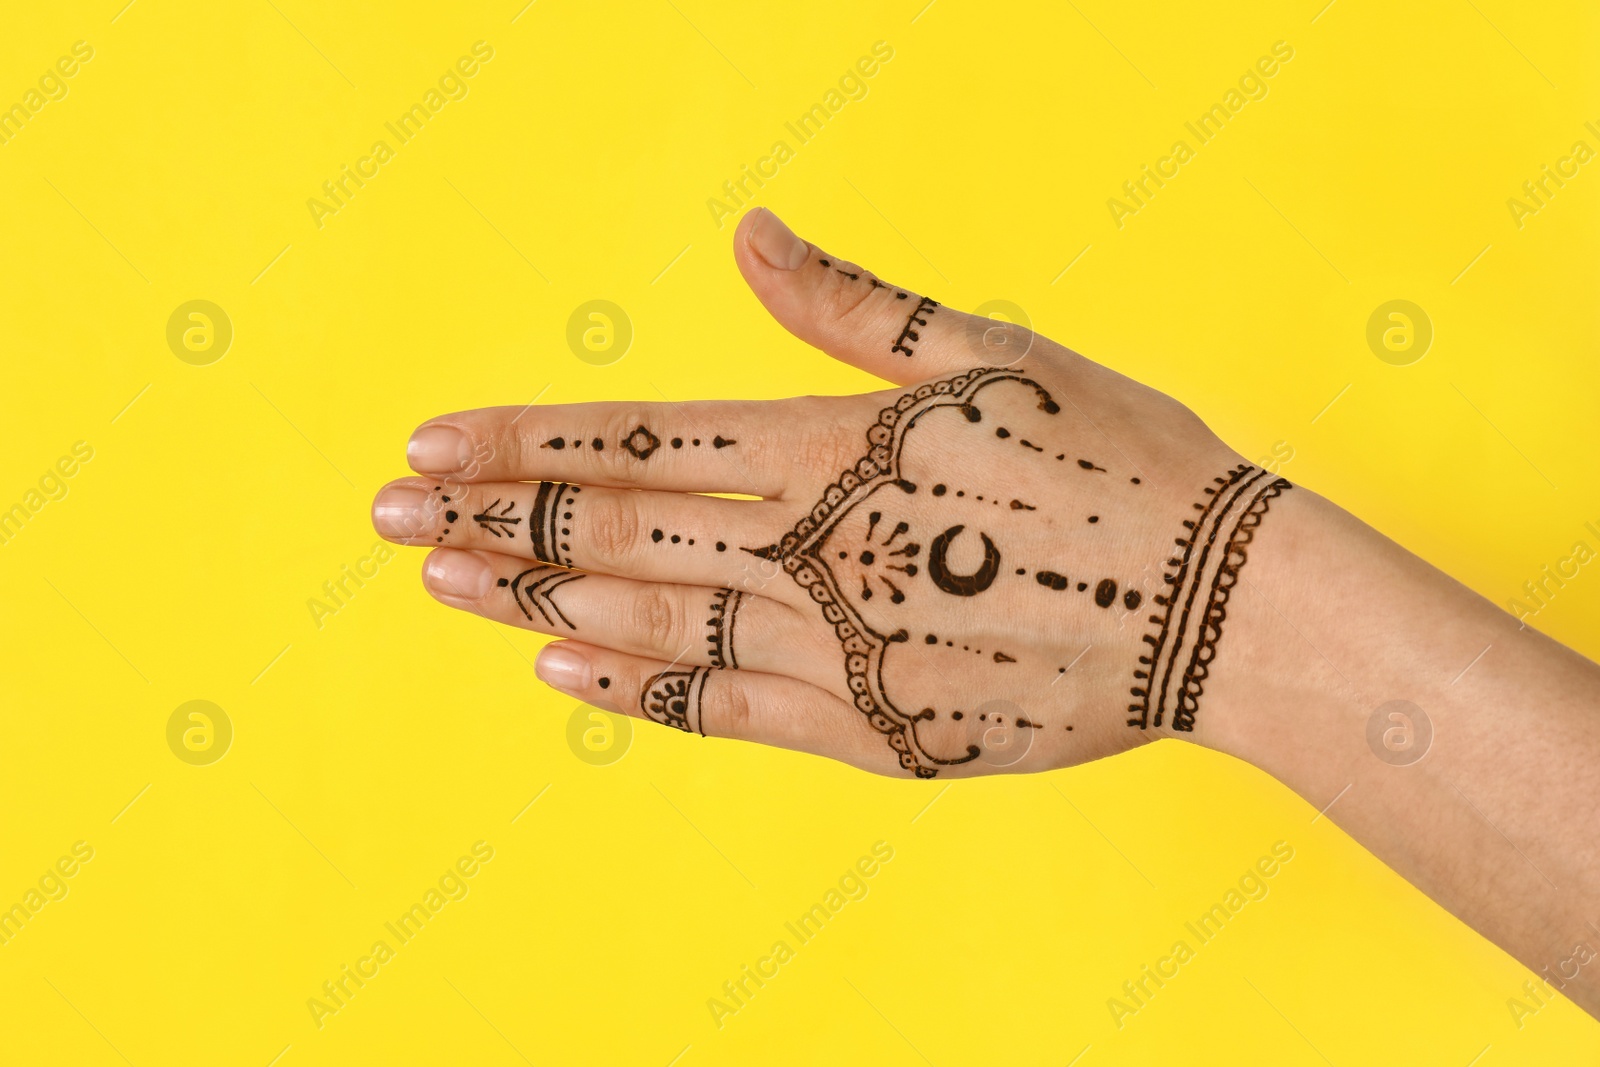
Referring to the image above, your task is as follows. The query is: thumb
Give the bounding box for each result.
[732,207,1040,385]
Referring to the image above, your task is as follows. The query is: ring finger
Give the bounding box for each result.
[419,547,842,692]
[532,640,910,777]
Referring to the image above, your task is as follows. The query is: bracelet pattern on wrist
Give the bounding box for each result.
[1129,463,1292,732]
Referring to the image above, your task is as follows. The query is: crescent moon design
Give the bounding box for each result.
[927,525,1001,596]
[743,367,1058,776]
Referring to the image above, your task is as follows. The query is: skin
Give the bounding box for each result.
[373,208,1600,1020]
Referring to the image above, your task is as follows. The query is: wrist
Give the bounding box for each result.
[1193,484,1600,1019]
[1186,487,1479,780]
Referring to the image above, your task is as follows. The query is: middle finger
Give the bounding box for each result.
[373,477,796,597]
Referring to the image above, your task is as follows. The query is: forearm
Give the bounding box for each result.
[1203,489,1600,1017]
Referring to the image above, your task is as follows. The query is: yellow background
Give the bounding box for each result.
[2,0,1597,1063]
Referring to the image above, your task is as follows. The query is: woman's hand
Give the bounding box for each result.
[371,208,1302,778]
[373,208,1600,1020]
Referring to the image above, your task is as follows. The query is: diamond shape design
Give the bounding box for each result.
[622,424,660,460]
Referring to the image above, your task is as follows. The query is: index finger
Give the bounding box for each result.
[406,396,860,499]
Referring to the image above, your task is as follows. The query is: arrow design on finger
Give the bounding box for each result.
[474,498,522,537]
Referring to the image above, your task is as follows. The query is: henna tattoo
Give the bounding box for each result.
[500,567,585,629]
[891,296,938,357]
[641,666,710,734]
[929,484,1038,512]
[623,425,660,460]
[1128,464,1292,732]
[473,498,521,537]
[927,525,1000,596]
[650,529,695,546]
[919,631,1009,660]
[819,258,901,297]
[1031,567,1133,609]
[529,482,579,566]
[706,588,745,669]
[748,367,1059,778]
[993,426,1046,453]
[543,427,735,460]
[541,436,605,451]
[1036,570,1070,591]
[831,511,921,602]
[431,487,461,542]
[1169,476,1290,730]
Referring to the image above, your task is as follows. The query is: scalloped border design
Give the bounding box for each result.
[1170,476,1291,730]
[758,367,1059,778]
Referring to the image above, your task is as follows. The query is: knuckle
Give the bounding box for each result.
[468,427,502,477]
[818,270,889,328]
[631,586,682,652]
[711,677,753,740]
[505,422,539,477]
[734,555,784,596]
[790,423,853,474]
[600,408,649,482]
[583,492,641,565]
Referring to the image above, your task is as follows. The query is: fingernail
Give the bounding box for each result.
[373,485,432,539]
[536,643,591,691]
[747,208,808,271]
[424,550,493,599]
[408,425,471,472]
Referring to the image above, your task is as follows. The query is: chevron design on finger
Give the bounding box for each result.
[503,566,586,630]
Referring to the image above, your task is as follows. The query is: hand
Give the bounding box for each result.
[374,209,1600,1021]
[373,208,1300,778]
